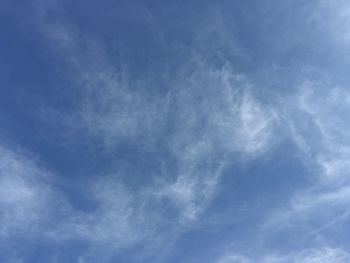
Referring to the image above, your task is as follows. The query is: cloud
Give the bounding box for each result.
[8,3,284,261]
[217,253,251,263]
[296,247,350,263]
[317,1,350,46]
[58,176,164,248]
[0,138,151,253]
[253,79,350,259]
[285,79,350,183]
[216,247,350,263]
[32,12,280,230]
[13,2,350,262]
[65,180,141,244]
[296,83,350,183]
[157,64,279,223]
[76,69,169,147]
[0,141,171,261]
[0,143,58,238]
[176,65,278,155]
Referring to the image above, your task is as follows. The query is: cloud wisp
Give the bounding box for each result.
[0,142,63,239]
[17,8,282,260]
[216,246,350,263]
[7,1,350,262]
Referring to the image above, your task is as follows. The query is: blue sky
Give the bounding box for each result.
[1,0,350,262]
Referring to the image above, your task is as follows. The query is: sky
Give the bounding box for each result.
[1,0,350,262]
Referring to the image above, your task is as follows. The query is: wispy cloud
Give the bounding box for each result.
[0,142,59,238]
[6,2,330,262]
[158,64,279,222]
[252,78,350,259]
[20,8,282,261]
[216,247,350,263]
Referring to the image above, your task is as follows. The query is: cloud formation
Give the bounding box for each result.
[3,1,350,262]
[0,142,59,238]
[217,247,350,263]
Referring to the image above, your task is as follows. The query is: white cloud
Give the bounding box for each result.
[0,141,148,249]
[16,2,350,262]
[217,253,251,263]
[296,247,350,263]
[61,178,150,246]
[216,247,350,263]
[256,80,350,259]
[291,81,350,183]
[13,7,284,261]
[171,65,278,155]
[318,1,350,46]
[33,16,280,230]
[0,143,55,237]
[156,65,279,222]
[76,69,169,147]
[234,91,278,154]
[0,139,149,249]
